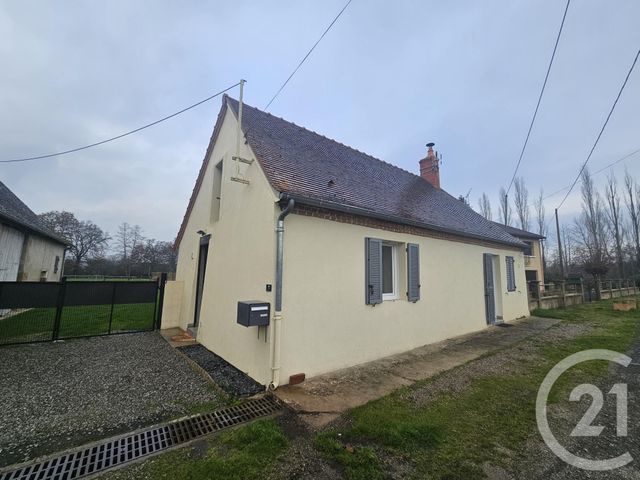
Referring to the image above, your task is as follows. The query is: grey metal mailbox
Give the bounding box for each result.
[237,301,270,327]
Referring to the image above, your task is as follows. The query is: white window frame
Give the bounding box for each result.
[382,242,399,301]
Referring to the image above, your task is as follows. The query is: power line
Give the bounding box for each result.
[556,48,640,209]
[505,0,570,196]
[0,82,241,163]
[263,0,353,111]
[543,147,640,200]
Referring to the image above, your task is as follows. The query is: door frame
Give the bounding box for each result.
[483,253,496,325]
[192,234,210,328]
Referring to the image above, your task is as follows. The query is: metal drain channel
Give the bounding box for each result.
[0,396,280,480]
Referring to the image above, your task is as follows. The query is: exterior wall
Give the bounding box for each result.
[174,105,532,387]
[18,235,65,282]
[278,213,530,382]
[174,107,279,384]
[0,224,24,281]
[524,239,544,283]
[160,280,184,329]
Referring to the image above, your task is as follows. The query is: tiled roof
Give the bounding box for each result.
[0,181,68,245]
[224,96,524,248]
[492,221,545,240]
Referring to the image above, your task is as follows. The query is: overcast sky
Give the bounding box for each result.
[1,1,639,243]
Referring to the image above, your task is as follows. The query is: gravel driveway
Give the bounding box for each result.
[0,333,223,467]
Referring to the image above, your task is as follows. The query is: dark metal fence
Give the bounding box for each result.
[0,277,165,346]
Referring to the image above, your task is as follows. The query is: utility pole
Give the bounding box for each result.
[555,208,565,279]
[504,193,508,226]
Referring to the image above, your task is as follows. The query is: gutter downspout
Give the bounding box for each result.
[268,197,295,390]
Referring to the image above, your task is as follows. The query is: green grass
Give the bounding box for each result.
[0,303,155,344]
[317,297,640,479]
[97,419,288,480]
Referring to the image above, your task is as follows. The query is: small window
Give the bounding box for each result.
[506,256,516,292]
[382,243,398,300]
[54,256,60,274]
[523,241,533,256]
[210,159,223,222]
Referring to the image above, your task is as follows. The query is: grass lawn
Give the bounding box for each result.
[316,297,640,479]
[97,419,288,480]
[0,303,155,344]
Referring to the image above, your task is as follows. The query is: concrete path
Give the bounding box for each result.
[275,317,560,427]
[160,327,198,348]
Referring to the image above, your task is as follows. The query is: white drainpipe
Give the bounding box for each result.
[268,198,295,390]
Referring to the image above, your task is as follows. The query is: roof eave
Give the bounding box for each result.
[0,213,70,246]
[281,194,527,249]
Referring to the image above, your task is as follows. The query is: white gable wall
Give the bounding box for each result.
[174,107,280,384]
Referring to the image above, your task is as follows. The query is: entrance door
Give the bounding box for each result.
[193,235,210,328]
[483,253,496,325]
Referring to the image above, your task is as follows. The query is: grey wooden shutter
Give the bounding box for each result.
[365,238,383,305]
[407,243,420,302]
[506,256,516,291]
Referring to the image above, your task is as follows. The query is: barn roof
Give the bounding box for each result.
[0,181,68,246]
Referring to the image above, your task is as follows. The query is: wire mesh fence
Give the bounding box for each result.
[0,279,161,346]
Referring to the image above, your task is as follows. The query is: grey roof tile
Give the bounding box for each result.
[226,96,523,248]
[0,181,68,245]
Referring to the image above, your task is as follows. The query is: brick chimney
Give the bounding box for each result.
[419,142,440,188]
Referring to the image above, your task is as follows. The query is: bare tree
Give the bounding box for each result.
[38,211,109,273]
[624,170,640,271]
[534,190,547,238]
[605,173,625,277]
[534,189,548,272]
[38,211,77,241]
[68,221,110,272]
[574,168,610,298]
[513,177,530,231]
[116,223,145,275]
[498,187,512,226]
[562,227,573,270]
[477,193,492,220]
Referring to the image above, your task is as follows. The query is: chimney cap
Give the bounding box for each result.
[426,142,435,148]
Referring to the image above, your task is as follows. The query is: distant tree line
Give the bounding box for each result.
[38,211,176,276]
[475,169,640,286]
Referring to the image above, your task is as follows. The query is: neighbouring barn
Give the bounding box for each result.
[164,95,530,388]
[0,181,68,282]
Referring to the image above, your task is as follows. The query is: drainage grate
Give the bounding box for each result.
[0,396,280,480]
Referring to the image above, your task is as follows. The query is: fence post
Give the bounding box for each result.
[52,277,67,341]
[108,282,117,334]
[536,281,542,309]
[579,278,585,304]
[560,281,566,308]
[155,273,168,330]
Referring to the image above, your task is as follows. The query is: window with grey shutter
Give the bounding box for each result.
[407,243,420,302]
[506,256,516,292]
[365,238,383,305]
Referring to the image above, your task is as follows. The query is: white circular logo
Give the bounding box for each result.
[536,349,633,471]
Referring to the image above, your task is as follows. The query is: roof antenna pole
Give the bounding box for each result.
[230,79,252,185]
[236,79,246,177]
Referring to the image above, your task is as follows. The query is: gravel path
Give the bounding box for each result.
[178,344,264,397]
[0,333,222,467]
